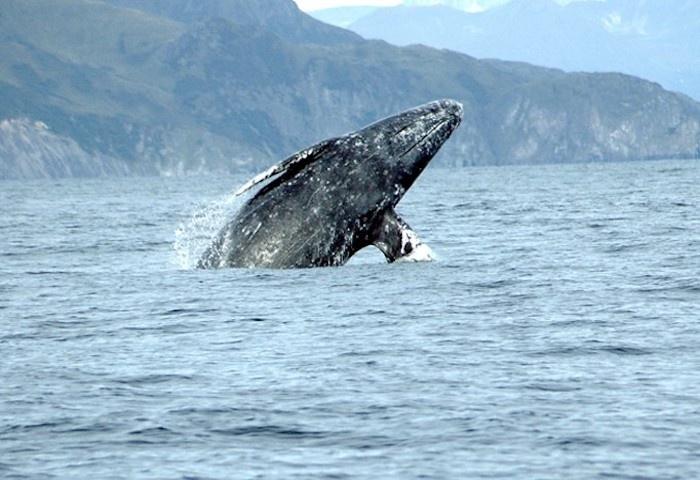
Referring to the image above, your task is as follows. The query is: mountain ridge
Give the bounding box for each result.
[335,0,700,101]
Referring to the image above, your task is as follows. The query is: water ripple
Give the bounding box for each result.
[3,162,700,478]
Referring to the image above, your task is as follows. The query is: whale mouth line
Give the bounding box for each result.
[399,116,453,159]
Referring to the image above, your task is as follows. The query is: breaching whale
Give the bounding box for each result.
[198,99,463,269]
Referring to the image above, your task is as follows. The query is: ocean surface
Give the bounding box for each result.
[2,159,699,479]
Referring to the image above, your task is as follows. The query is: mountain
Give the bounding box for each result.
[1,0,699,180]
[0,119,137,179]
[104,0,361,45]
[337,0,700,100]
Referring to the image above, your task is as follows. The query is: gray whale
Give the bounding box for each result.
[198,99,463,269]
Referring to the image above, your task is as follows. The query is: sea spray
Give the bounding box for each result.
[173,188,250,269]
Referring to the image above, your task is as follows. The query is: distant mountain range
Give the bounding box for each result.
[403,0,510,12]
[310,0,590,26]
[313,0,700,101]
[1,0,699,179]
[311,6,380,28]
[403,0,577,9]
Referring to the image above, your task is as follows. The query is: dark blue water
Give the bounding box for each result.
[2,160,700,479]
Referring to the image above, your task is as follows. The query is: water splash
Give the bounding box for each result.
[173,189,248,270]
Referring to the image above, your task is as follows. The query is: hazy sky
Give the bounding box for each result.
[294,1,401,11]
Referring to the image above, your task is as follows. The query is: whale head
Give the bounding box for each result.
[346,98,464,207]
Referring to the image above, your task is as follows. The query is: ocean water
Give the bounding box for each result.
[2,159,699,479]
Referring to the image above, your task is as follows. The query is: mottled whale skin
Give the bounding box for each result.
[198,99,463,269]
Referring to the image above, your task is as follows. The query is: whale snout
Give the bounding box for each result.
[372,98,464,202]
[420,99,464,125]
[435,99,464,121]
[414,98,464,150]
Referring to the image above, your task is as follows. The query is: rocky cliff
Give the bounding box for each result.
[0,119,135,179]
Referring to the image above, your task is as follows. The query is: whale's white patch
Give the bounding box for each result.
[397,225,434,263]
[396,242,435,263]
